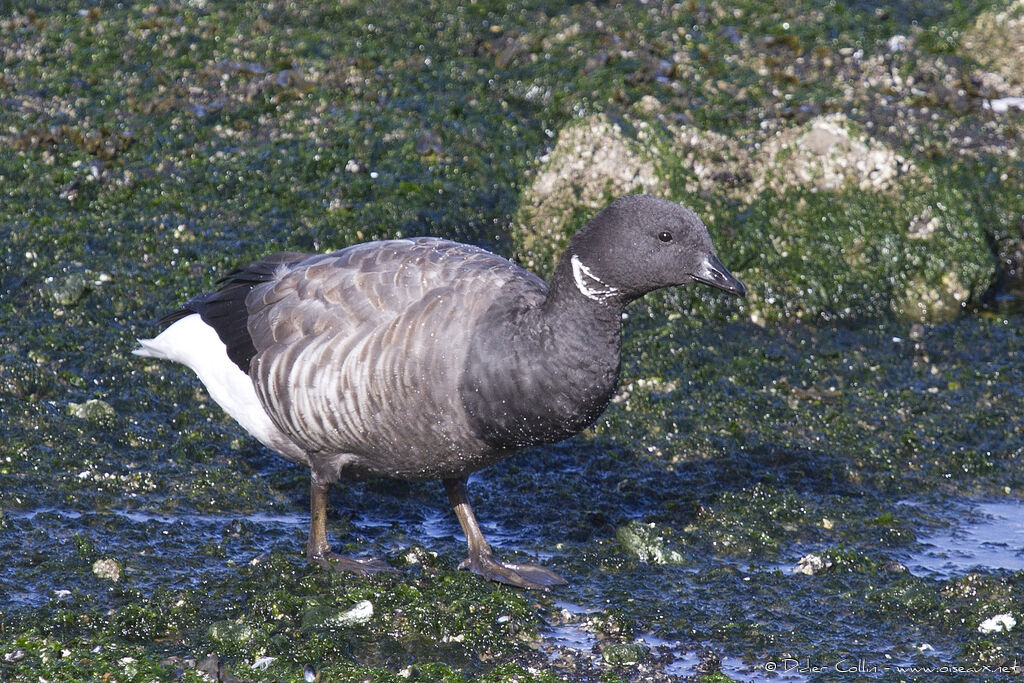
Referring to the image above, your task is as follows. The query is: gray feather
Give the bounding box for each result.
[245,238,545,480]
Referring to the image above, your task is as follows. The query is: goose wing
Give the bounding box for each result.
[245,237,546,478]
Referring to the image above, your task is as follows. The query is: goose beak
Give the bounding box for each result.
[693,255,745,297]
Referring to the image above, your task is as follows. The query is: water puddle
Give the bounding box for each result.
[542,601,782,680]
[907,500,1024,579]
[639,633,783,681]
[0,506,310,608]
[4,506,309,528]
[356,506,561,560]
[537,499,1024,677]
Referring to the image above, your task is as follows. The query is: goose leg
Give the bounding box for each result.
[444,477,566,590]
[306,478,391,574]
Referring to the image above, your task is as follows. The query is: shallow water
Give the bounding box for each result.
[909,500,1024,579]
[0,506,308,608]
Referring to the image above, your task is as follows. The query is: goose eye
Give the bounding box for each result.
[658,231,673,243]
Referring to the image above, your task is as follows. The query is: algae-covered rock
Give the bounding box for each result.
[514,113,667,274]
[516,110,998,324]
[691,483,815,558]
[721,177,994,325]
[889,183,996,323]
[754,113,912,195]
[895,271,972,323]
[702,115,993,325]
[616,521,684,564]
[41,272,91,307]
[698,673,737,683]
[601,641,650,666]
[208,619,254,646]
[394,545,440,568]
[818,546,880,574]
[66,399,116,424]
[867,577,943,619]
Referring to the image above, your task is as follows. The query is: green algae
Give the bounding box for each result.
[616,521,686,565]
[602,641,651,667]
[2,0,1024,680]
[0,552,550,681]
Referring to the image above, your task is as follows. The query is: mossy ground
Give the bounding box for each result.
[2,1,1023,681]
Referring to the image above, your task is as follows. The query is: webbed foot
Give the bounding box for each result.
[459,552,566,590]
[444,477,568,591]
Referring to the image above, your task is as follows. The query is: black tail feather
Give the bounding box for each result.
[158,251,308,372]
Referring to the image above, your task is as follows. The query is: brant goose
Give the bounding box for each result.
[135,194,744,589]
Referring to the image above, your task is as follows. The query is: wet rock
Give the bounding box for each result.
[754,113,912,194]
[197,653,239,682]
[978,613,1016,634]
[395,545,439,567]
[159,655,197,670]
[880,560,909,574]
[221,518,249,538]
[616,521,684,564]
[92,558,121,582]
[514,113,666,272]
[592,610,635,641]
[961,0,1024,98]
[41,272,90,307]
[0,361,55,400]
[300,600,374,630]
[600,641,650,666]
[66,399,116,424]
[794,553,833,576]
[695,646,721,675]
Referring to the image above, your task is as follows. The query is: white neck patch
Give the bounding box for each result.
[571,254,619,303]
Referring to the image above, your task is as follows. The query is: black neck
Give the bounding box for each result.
[460,256,627,451]
[541,251,630,329]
